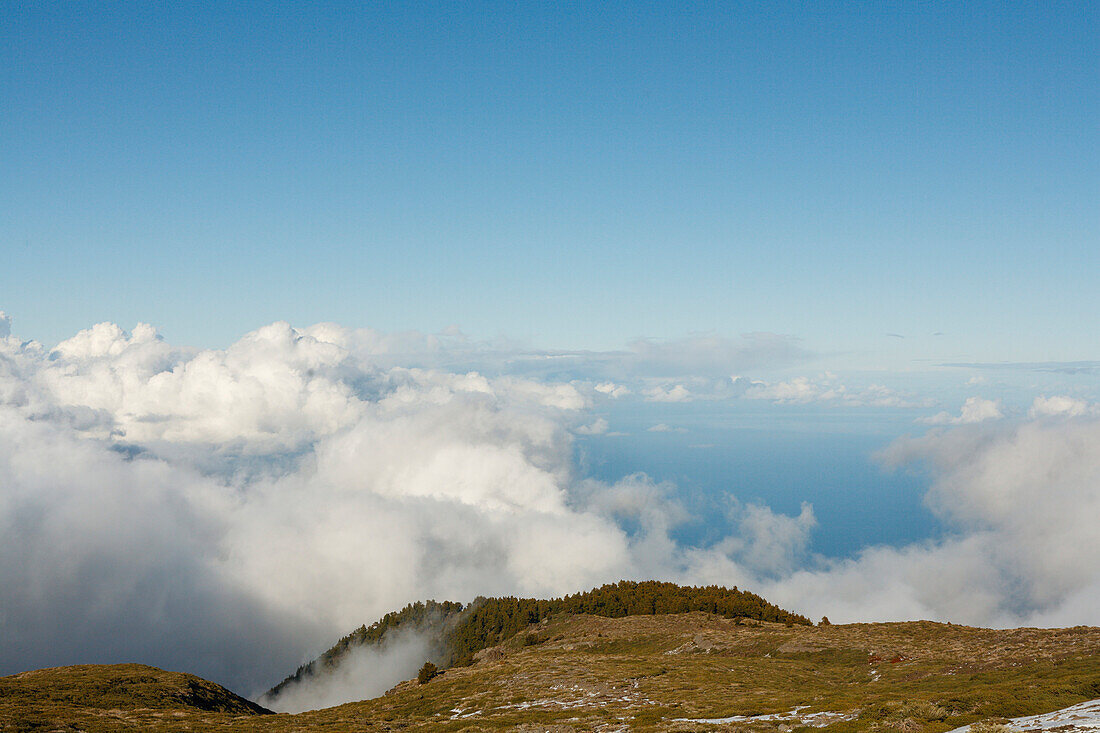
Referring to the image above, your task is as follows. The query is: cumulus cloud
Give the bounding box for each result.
[0,312,11,338]
[643,384,692,402]
[576,417,609,435]
[594,381,630,398]
[1029,395,1095,418]
[38,320,359,449]
[718,502,816,578]
[919,396,1003,425]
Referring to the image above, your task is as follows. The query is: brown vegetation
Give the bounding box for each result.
[3,616,1098,731]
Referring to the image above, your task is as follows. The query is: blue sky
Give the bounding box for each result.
[3,2,1097,363]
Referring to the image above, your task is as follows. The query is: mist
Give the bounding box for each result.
[260,629,432,713]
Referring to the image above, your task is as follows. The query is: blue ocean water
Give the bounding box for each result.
[576,401,938,560]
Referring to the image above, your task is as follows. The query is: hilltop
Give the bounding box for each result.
[0,663,270,732]
[265,580,811,706]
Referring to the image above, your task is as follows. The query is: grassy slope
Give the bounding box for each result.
[0,663,271,732]
[3,617,1098,732]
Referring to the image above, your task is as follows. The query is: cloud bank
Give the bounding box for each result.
[736,372,929,408]
[759,414,1100,627]
[1,317,1097,704]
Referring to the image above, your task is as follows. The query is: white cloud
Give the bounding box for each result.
[919,396,1003,425]
[594,381,631,398]
[576,417,609,435]
[495,377,587,410]
[821,416,1100,626]
[623,332,807,378]
[1029,395,1095,418]
[0,312,11,338]
[260,629,431,713]
[740,373,923,407]
[647,423,686,433]
[37,320,361,449]
[300,329,809,386]
[643,384,692,402]
[0,403,306,692]
[717,502,816,578]
[743,375,825,403]
[755,415,1100,627]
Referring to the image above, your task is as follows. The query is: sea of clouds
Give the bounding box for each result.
[1,313,1097,701]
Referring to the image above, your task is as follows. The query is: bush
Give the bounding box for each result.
[416,661,438,685]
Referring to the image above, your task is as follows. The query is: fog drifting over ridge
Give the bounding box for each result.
[0,317,1098,695]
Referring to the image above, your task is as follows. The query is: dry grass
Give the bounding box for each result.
[2,617,1097,732]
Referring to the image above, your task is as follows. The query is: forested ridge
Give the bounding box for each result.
[265,581,810,699]
[445,580,810,666]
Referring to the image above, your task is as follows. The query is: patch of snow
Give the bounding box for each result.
[675,705,857,728]
[449,705,482,719]
[949,699,1100,732]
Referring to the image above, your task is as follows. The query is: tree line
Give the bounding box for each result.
[444,580,810,666]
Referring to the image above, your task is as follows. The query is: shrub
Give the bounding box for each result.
[416,662,438,685]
